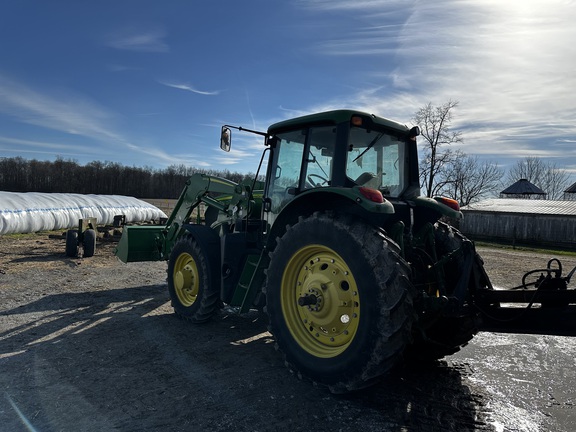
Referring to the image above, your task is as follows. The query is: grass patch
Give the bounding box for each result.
[474,240,576,257]
[2,230,65,240]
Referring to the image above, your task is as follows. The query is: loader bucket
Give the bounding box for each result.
[114,225,165,263]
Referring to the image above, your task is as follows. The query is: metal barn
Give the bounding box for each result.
[460,199,576,250]
[500,178,547,199]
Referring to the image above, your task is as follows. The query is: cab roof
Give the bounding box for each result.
[267,109,410,134]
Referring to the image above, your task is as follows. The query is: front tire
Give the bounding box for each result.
[65,230,78,257]
[265,212,415,393]
[83,229,96,257]
[167,235,219,323]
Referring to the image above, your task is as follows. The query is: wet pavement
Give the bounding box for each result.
[452,332,576,431]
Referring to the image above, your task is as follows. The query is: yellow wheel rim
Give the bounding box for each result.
[173,252,200,307]
[281,244,360,358]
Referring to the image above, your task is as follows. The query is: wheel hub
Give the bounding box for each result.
[298,287,323,311]
[175,265,196,292]
[298,293,320,307]
[173,253,199,306]
[282,245,360,357]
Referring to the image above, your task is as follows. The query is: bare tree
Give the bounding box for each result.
[506,157,570,199]
[435,151,502,206]
[413,100,463,197]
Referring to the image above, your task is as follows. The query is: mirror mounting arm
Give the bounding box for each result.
[220,124,272,152]
[225,124,268,138]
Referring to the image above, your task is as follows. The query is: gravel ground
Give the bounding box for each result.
[0,232,575,431]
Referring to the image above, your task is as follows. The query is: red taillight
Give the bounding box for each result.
[435,196,460,211]
[359,187,384,203]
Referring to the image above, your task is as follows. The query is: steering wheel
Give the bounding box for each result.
[307,173,329,187]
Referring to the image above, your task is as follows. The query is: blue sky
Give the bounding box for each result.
[1,0,575,180]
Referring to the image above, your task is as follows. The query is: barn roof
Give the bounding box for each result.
[500,178,546,196]
[565,181,576,194]
[462,198,576,216]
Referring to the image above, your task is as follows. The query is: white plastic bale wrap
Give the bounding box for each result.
[0,192,168,235]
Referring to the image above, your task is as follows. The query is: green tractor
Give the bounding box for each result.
[114,109,555,392]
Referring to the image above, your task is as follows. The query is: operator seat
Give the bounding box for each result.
[355,172,377,186]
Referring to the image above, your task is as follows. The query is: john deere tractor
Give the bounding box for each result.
[115,109,576,393]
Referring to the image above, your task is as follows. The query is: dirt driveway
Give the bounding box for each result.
[0,233,574,431]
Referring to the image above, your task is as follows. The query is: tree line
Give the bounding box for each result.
[0,157,258,199]
[1,102,571,204]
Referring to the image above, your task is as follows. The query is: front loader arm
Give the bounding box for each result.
[162,173,238,247]
[115,173,241,263]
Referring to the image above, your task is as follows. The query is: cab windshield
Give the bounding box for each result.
[346,126,406,197]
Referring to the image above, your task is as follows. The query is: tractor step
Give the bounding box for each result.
[231,252,266,313]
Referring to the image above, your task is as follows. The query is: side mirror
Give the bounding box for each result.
[409,126,420,140]
[220,126,232,152]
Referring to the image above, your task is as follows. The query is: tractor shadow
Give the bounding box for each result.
[1,247,62,260]
[344,361,491,431]
[1,239,81,266]
[0,287,491,432]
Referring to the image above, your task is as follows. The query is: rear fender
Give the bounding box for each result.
[411,196,463,221]
[297,186,395,214]
[266,188,394,251]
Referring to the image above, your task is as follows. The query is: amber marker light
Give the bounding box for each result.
[436,196,460,211]
[351,116,363,126]
[359,187,384,203]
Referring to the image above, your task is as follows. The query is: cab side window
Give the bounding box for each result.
[267,130,306,212]
[303,126,337,189]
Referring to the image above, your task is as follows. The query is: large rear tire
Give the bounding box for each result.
[265,212,415,393]
[409,222,488,360]
[167,235,219,323]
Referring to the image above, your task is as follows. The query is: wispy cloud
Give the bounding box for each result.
[0,75,124,143]
[298,0,412,12]
[302,0,416,56]
[245,88,256,129]
[0,135,88,152]
[297,0,576,168]
[159,81,221,96]
[104,27,169,53]
[395,0,576,161]
[314,23,409,56]
[128,144,212,167]
[217,157,243,166]
[215,152,264,168]
[0,135,104,159]
[0,74,187,166]
[0,147,93,159]
[106,64,139,73]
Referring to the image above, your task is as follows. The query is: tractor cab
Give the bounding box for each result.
[244,111,420,231]
[219,110,453,251]
[262,110,420,211]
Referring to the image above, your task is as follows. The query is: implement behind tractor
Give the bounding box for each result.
[115,109,576,393]
[65,217,97,258]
